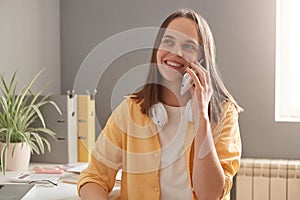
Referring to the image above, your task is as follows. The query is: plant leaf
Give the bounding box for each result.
[1,144,7,176]
[0,69,61,174]
[30,132,45,154]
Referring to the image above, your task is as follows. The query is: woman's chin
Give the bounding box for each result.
[158,66,184,82]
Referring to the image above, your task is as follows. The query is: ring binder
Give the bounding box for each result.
[77,94,96,162]
[31,94,78,164]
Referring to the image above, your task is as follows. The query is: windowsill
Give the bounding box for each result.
[275,116,300,122]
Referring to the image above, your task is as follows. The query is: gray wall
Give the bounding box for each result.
[60,0,300,159]
[0,0,60,94]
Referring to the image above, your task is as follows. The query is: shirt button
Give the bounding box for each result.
[153,152,159,158]
[155,188,159,192]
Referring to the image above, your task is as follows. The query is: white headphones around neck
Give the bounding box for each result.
[149,100,193,132]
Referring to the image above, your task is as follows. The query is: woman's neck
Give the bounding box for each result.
[159,79,191,107]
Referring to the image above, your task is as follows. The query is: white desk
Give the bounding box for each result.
[0,163,120,200]
[23,182,79,200]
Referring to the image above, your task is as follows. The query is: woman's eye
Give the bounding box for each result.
[183,44,197,52]
[161,39,174,47]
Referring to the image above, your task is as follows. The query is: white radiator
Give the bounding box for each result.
[236,158,300,200]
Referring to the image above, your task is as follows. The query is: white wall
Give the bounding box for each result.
[0,0,60,94]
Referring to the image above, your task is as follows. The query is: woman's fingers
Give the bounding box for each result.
[189,61,211,91]
[186,67,202,92]
[189,62,205,87]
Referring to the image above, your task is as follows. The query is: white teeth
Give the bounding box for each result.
[166,60,181,67]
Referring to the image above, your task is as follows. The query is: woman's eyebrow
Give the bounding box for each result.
[163,34,200,47]
[164,34,198,45]
[163,35,175,39]
[185,40,199,46]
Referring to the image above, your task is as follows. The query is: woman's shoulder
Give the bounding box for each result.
[221,100,242,116]
[113,96,148,120]
[211,100,241,140]
[222,101,238,113]
[115,96,142,113]
[112,96,151,126]
[217,100,240,124]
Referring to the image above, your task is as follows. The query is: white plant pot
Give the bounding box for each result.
[0,142,31,172]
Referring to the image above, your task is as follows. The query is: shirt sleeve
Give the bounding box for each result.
[214,103,242,199]
[77,106,124,196]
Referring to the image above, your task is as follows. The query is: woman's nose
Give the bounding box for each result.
[169,45,183,57]
[176,50,183,57]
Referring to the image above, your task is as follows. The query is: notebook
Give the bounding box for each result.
[0,184,35,200]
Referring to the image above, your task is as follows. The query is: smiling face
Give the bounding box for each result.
[157,17,202,82]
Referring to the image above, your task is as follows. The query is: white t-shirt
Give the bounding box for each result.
[159,104,194,200]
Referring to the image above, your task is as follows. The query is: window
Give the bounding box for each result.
[275,0,300,122]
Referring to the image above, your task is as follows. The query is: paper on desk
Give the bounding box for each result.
[61,170,122,185]
[61,173,80,184]
[66,163,122,182]
[66,163,89,173]
[8,173,62,183]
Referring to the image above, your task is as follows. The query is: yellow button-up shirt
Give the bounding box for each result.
[78,98,241,200]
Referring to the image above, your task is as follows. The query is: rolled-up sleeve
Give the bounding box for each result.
[214,103,242,199]
[77,110,123,195]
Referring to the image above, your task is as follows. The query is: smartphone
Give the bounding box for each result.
[180,58,206,95]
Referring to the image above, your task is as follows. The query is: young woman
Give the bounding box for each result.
[78,8,242,200]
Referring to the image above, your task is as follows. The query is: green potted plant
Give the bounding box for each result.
[0,70,61,175]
